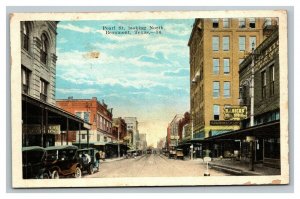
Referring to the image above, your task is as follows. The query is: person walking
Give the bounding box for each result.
[95,151,101,172]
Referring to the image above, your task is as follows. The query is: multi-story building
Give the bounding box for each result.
[124,117,139,149]
[56,97,113,148]
[168,114,183,149]
[239,21,280,168]
[188,18,270,140]
[112,117,127,142]
[138,133,147,151]
[21,21,90,147]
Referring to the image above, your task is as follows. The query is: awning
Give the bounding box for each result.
[205,120,280,141]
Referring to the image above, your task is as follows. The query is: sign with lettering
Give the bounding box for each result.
[224,106,247,120]
[210,120,240,126]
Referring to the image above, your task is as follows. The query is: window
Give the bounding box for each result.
[97,134,100,141]
[213,81,220,98]
[264,18,272,27]
[239,59,244,65]
[262,71,267,99]
[22,67,30,94]
[223,36,230,51]
[223,18,229,28]
[213,105,220,120]
[22,23,29,51]
[239,18,246,28]
[40,34,48,64]
[76,112,81,118]
[239,36,246,51]
[104,137,107,142]
[40,79,48,101]
[82,134,86,139]
[249,36,257,51]
[223,59,230,74]
[249,18,256,28]
[83,112,90,123]
[212,36,219,51]
[212,19,219,28]
[270,65,275,96]
[224,82,231,98]
[213,59,219,74]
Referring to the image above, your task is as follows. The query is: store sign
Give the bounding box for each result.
[170,135,179,139]
[22,124,61,134]
[224,106,247,120]
[210,120,240,126]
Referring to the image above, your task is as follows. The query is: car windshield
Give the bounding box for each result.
[22,150,45,164]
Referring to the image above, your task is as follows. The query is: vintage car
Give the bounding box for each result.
[22,146,50,179]
[76,148,98,175]
[169,149,176,159]
[45,145,81,179]
[176,149,184,160]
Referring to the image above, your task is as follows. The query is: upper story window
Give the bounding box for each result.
[264,18,272,27]
[213,81,220,98]
[262,71,267,99]
[239,18,246,28]
[212,19,219,28]
[213,105,220,120]
[40,34,49,65]
[21,23,30,51]
[76,112,90,123]
[239,36,246,51]
[40,78,48,102]
[213,58,219,75]
[212,36,219,51]
[249,36,257,51]
[249,18,256,28]
[224,81,231,98]
[270,65,275,96]
[223,36,230,51]
[22,67,30,94]
[223,18,229,28]
[224,59,230,74]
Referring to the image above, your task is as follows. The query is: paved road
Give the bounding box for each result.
[85,154,228,178]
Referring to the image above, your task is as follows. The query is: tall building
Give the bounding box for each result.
[188,18,271,140]
[168,114,183,149]
[112,117,127,142]
[56,97,113,148]
[124,117,139,149]
[138,133,147,150]
[21,21,90,147]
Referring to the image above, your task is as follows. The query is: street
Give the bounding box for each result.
[85,154,228,178]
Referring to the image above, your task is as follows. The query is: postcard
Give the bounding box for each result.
[10,10,288,188]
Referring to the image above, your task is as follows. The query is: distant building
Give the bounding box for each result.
[112,117,127,142]
[56,97,113,148]
[124,117,139,149]
[168,114,184,149]
[138,133,147,150]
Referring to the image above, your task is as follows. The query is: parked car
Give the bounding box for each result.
[45,145,81,179]
[22,146,50,179]
[176,149,184,160]
[76,148,98,175]
[169,149,176,159]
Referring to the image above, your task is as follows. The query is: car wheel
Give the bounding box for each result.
[88,164,94,175]
[74,167,82,178]
[42,172,50,179]
[51,170,59,179]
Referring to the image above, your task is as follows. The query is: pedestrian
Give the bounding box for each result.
[95,151,101,172]
[101,151,106,161]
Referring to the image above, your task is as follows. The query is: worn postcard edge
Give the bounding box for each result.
[10,10,289,188]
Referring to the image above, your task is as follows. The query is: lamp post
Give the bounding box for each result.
[118,128,120,158]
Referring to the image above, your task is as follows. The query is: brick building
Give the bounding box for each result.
[56,97,113,148]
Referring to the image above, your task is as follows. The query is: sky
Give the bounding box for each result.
[56,19,194,146]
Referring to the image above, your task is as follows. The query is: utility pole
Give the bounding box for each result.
[118,128,120,158]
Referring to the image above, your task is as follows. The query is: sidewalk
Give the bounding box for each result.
[207,159,281,176]
[100,157,125,163]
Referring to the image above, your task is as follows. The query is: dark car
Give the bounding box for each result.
[22,146,50,179]
[76,148,98,175]
[45,145,81,179]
